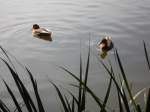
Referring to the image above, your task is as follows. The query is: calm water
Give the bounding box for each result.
[0,0,150,111]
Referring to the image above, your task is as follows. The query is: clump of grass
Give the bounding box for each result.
[0,41,149,112]
[0,46,45,112]
[50,42,112,112]
[50,41,150,112]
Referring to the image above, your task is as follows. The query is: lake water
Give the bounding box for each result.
[0,0,150,111]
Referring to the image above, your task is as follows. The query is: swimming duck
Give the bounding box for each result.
[97,36,114,59]
[32,24,52,41]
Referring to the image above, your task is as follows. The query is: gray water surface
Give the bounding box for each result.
[0,0,150,111]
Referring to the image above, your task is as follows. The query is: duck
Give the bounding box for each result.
[32,24,52,41]
[97,36,114,59]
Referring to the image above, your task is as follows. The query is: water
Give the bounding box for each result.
[0,0,150,111]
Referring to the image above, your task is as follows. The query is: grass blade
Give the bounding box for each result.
[3,80,22,112]
[60,66,105,111]
[122,89,130,112]
[67,90,79,107]
[64,95,72,112]
[145,88,150,112]
[0,58,37,112]
[0,46,16,72]
[129,88,147,104]
[80,42,91,112]
[137,104,142,112]
[0,99,10,112]
[25,67,45,112]
[117,90,124,112]
[80,89,85,111]
[78,49,83,112]
[114,49,138,111]
[71,97,75,112]
[143,41,150,70]
[101,77,112,112]
[84,40,90,86]
[99,60,132,112]
[49,81,69,112]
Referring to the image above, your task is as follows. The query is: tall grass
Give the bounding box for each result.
[50,41,150,112]
[0,41,149,112]
[0,46,45,112]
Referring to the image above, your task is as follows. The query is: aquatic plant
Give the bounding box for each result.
[0,46,45,112]
[0,41,149,112]
[50,41,150,112]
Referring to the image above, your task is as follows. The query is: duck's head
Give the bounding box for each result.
[99,38,107,49]
[33,24,40,29]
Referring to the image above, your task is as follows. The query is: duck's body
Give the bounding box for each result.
[32,24,52,41]
[97,36,113,52]
[97,36,114,59]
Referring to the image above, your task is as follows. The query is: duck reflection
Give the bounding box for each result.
[32,24,52,41]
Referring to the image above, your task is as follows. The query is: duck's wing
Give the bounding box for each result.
[107,40,114,50]
[41,28,50,33]
[32,29,41,34]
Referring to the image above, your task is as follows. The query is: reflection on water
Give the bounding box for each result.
[0,0,150,111]
[33,34,52,41]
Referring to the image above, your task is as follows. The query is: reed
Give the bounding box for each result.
[50,41,150,112]
[0,46,45,112]
[0,41,149,112]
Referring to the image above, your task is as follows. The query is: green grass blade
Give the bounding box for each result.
[67,90,79,106]
[78,49,83,112]
[100,60,123,96]
[59,67,105,110]
[100,60,131,111]
[129,88,147,104]
[143,41,150,70]
[1,58,33,112]
[3,80,22,112]
[14,102,25,112]
[145,88,150,112]
[25,67,45,112]
[80,89,86,111]
[49,81,69,112]
[80,43,90,112]
[117,90,124,112]
[114,49,138,111]
[101,77,112,112]
[64,95,72,112]
[122,89,130,112]
[72,97,75,112]
[59,66,79,82]
[137,104,142,112]
[70,83,105,109]
[84,41,90,86]
[0,58,37,112]
[0,46,16,72]
[0,100,10,112]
